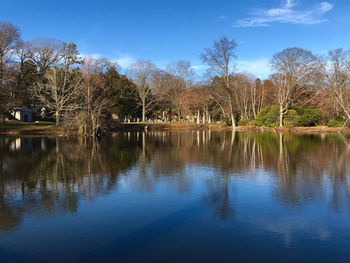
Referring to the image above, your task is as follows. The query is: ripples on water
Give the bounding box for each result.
[0,131,350,262]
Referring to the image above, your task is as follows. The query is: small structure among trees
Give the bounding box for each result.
[11,107,33,122]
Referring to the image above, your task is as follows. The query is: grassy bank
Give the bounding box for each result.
[0,120,63,135]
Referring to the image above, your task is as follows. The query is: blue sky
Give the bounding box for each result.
[2,0,350,78]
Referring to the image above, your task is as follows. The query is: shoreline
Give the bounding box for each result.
[1,122,349,136]
[113,123,350,134]
[0,121,65,136]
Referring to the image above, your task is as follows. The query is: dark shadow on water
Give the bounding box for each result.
[80,205,202,263]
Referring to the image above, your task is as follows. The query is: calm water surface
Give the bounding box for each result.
[0,131,350,262]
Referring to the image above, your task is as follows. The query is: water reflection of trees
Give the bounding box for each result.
[1,131,350,230]
[0,135,140,231]
[202,173,236,220]
[139,131,350,216]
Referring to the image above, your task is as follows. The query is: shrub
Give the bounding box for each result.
[223,117,232,126]
[296,106,322,126]
[327,119,344,127]
[238,118,250,126]
[255,105,322,127]
[255,105,280,127]
[284,109,298,127]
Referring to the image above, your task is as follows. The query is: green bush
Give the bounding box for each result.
[255,105,280,127]
[283,106,321,127]
[284,109,298,127]
[296,106,322,126]
[238,118,250,126]
[223,118,232,126]
[255,105,321,127]
[327,119,344,127]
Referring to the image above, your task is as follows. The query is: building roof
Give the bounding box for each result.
[13,107,32,112]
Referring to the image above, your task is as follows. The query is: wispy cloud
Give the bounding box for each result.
[191,65,208,71]
[113,54,135,68]
[234,0,334,27]
[80,52,136,69]
[236,58,271,79]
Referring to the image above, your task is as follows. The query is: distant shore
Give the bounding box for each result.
[114,123,350,134]
[1,121,349,136]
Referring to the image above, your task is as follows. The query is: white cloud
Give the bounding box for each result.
[236,58,271,79]
[113,54,135,69]
[234,0,334,27]
[80,52,136,69]
[191,65,208,71]
[318,2,333,13]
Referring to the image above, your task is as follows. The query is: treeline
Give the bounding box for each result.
[1,21,350,134]
[0,22,139,135]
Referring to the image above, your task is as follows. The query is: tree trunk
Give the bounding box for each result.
[91,113,96,135]
[231,113,236,128]
[252,104,256,119]
[228,94,236,128]
[142,100,145,122]
[55,111,60,126]
[279,105,283,128]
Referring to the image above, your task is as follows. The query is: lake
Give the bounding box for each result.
[0,131,350,262]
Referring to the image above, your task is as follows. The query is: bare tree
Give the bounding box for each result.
[0,22,20,81]
[201,36,238,128]
[320,49,350,124]
[28,38,62,75]
[147,69,171,121]
[165,61,195,121]
[60,42,81,71]
[15,40,32,77]
[232,73,256,121]
[166,61,194,88]
[271,47,317,127]
[80,57,110,135]
[180,84,213,123]
[0,22,20,123]
[127,60,157,122]
[31,41,81,126]
[253,78,268,116]
[31,67,81,126]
